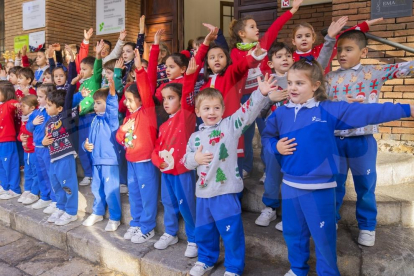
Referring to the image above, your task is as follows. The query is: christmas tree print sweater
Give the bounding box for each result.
[184,88,269,198]
[151,72,198,175]
[326,61,414,137]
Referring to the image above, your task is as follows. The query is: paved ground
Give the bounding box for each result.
[0,224,121,276]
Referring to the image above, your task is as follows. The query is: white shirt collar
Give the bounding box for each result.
[199,119,223,131]
[130,106,142,114]
[285,97,319,109]
[339,63,361,71]
[169,112,177,118]
[37,65,49,71]
[295,49,312,55]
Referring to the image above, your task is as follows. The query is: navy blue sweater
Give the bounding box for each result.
[261,99,411,189]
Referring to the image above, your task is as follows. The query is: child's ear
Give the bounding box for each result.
[57,106,64,113]
[238,30,246,39]
[361,47,368,58]
[312,81,321,92]
[195,108,201,118]
[267,61,274,69]
[30,106,36,112]
[181,66,187,74]
[291,38,297,47]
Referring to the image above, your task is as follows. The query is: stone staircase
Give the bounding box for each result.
[1,151,414,275]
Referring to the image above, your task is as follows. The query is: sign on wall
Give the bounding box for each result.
[281,0,331,8]
[371,0,413,19]
[22,0,46,30]
[14,35,29,53]
[29,31,45,52]
[96,0,126,35]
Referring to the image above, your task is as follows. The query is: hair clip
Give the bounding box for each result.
[300,55,315,65]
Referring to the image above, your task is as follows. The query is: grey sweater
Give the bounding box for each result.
[184,88,268,198]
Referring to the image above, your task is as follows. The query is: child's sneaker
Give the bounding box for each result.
[0,186,7,195]
[358,230,375,247]
[18,191,31,203]
[224,272,240,276]
[55,212,78,226]
[105,220,120,232]
[259,173,266,184]
[275,221,283,232]
[124,226,141,240]
[255,207,276,227]
[189,262,213,276]
[154,233,178,249]
[242,170,250,179]
[284,269,297,276]
[0,190,21,200]
[79,177,92,186]
[185,242,198,258]
[131,230,154,244]
[47,209,64,223]
[120,184,128,194]
[83,214,103,227]
[42,201,56,213]
[22,193,39,205]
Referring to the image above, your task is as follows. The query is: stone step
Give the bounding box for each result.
[243,179,414,227]
[253,150,414,187]
[1,195,414,275]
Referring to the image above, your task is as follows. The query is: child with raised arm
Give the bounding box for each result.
[64,28,93,74]
[261,58,414,276]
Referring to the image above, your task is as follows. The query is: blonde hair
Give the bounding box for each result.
[195,88,224,109]
[229,16,255,49]
[159,42,171,64]
[293,22,317,41]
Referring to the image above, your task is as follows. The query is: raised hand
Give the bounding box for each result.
[21,45,27,56]
[33,115,45,125]
[52,43,61,51]
[277,137,297,155]
[257,73,278,96]
[47,45,55,59]
[194,145,214,165]
[203,24,219,45]
[290,0,303,14]
[139,15,146,34]
[119,29,127,41]
[84,138,94,152]
[71,72,84,85]
[186,57,198,75]
[65,44,75,62]
[108,77,116,96]
[84,28,94,41]
[121,118,135,132]
[154,29,165,45]
[81,87,91,98]
[134,48,142,70]
[366,17,383,27]
[96,39,105,58]
[115,57,125,69]
[327,16,348,38]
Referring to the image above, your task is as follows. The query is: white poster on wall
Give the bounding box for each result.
[29,31,45,52]
[96,0,126,35]
[22,0,46,30]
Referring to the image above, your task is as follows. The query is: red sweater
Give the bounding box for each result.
[18,120,34,153]
[0,100,19,142]
[116,69,157,162]
[15,87,37,131]
[76,41,90,74]
[230,10,293,95]
[151,73,197,175]
[293,22,369,74]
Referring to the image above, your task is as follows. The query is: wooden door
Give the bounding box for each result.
[234,0,278,33]
[142,0,184,58]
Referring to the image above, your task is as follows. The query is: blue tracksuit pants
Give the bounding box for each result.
[92,165,121,221]
[195,194,245,275]
[48,155,78,215]
[35,147,55,202]
[335,135,377,231]
[23,152,39,195]
[16,140,24,167]
[0,142,21,194]
[78,114,94,178]
[127,161,159,234]
[118,145,128,185]
[161,171,196,242]
[282,184,340,276]
[262,146,283,209]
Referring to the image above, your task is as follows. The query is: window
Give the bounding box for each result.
[220,1,234,39]
[0,0,4,55]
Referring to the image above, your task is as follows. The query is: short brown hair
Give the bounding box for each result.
[195,88,224,109]
[18,67,35,83]
[8,66,22,76]
[93,88,109,101]
[103,58,117,72]
[0,80,16,101]
[38,83,57,95]
[21,94,38,108]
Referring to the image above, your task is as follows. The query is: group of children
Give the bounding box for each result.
[1,0,414,275]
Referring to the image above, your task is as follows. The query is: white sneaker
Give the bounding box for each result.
[120,184,128,194]
[79,177,92,186]
[224,272,240,276]
[105,220,120,232]
[255,207,276,227]
[189,261,213,276]
[47,209,64,223]
[284,269,297,276]
[22,193,39,205]
[242,170,250,179]
[82,214,103,227]
[55,212,78,226]
[185,242,198,258]
[358,230,375,247]
[124,226,141,240]
[154,233,178,250]
[131,230,155,244]
[0,190,21,200]
[18,191,31,203]
[42,201,56,213]
[275,221,283,232]
[259,173,266,184]
[0,186,6,195]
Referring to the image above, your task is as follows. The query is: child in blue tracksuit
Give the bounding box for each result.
[82,79,121,232]
[261,58,413,276]
[26,84,57,214]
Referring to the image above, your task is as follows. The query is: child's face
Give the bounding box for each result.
[6,62,14,73]
[292,27,316,53]
[21,102,35,116]
[124,91,142,113]
[105,69,114,81]
[239,19,259,43]
[80,63,94,79]
[207,48,228,74]
[94,98,107,114]
[195,98,224,126]
[18,75,31,87]
[287,69,320,104]
[162,87,181,115]
[45,99,62,116]
[9,73,18,85]
[53,68,67,86]
[122,45,135,62]
[43,73,53,84]
[337,38,368,70]
[36,52,47,67]
[101,43,111,58]
[37,90,47,107]
[268,48,294,76]
[165,57,186,80]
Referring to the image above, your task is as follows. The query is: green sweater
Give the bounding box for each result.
[79,59,103,116]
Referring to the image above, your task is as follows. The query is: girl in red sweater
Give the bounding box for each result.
[0,81,21,200]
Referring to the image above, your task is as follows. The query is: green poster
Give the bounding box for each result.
[14,35,29,53]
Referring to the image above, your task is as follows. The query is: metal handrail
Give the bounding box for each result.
[321,26,414,54]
